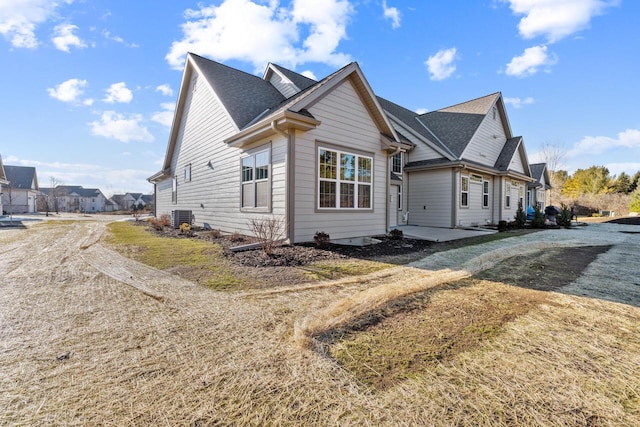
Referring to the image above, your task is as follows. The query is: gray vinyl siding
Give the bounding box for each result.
[155,70,288,236]
[292,79,387,243]
[457,173,493,227]
[268,72,299,98]
[461,107,507,166]
[389,119,443,162]
[406,169,453,228]
[508,149,526,174]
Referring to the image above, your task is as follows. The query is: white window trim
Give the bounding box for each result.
[240,145,272,212]
[184,163,191,182]
[392,152,403,175]
[317,146,373,211]
[460,176,469,208]
[482,180,490,209]
[172,175,177,204]
[505,184,511,209]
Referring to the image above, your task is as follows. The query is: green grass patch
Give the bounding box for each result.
[105,222,244,290]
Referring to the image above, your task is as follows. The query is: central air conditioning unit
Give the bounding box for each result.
[171,210,192,228]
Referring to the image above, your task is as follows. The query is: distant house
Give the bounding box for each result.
[41,186,108,213]
[111,193,137,211]
[149,54,535,242]
[0,154,8,215]
[527,163,552,209]
[1,165,39,214]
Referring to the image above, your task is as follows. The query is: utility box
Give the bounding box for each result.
[171,210,192,228]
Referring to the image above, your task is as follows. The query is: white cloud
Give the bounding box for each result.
[155,84,174,96]
[151,102,176,127]
[503,0,619,43]
[89,111,154,142]
[382,0,401,29]
[505,45,557,78]
[425,47,457,81]
[165,0,353,71]
[102,30,139,48]
[504,96,534,108]
[103,82,133,104]
[52,23,86,52]
[47,78,89,104]
[0,0,72,48]
[567,128,640,157]
[300,70,317,80]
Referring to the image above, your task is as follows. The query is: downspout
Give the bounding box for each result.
[387,146,402,232]
[271,121,293,243]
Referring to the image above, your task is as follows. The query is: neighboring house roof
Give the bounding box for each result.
[54,185,104,198]
[494,137,522,171]
[529,163,552,189]
[0,154,7,185]
[3,165,38,190]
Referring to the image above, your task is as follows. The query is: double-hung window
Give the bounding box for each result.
[505,184,511,208]
[318,147,372,209]
[241,147,270,210]
[482,180,490,208]
[391,152,402,174]
[460,176,469,207]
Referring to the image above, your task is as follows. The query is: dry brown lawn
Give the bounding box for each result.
[1,218,639,426]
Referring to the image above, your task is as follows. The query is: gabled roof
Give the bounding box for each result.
[494,136,533,178]
[417,93,503,158]
[54,185,104,197]
[190,53,286,130]
[224,61,401,147]
[3,165,38,190]
[376,96,453,158]
[266,63,317,92]
[529,163,551,189]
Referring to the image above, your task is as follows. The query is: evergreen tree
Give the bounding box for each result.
[612,172,632,193]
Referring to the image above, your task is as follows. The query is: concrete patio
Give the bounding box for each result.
[392,225,497,242]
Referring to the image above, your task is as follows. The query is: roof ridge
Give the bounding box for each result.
[435,91,501,113]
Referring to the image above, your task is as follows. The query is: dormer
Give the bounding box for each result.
[263,63,317,99]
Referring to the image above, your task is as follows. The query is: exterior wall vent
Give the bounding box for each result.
[172,210,193,228]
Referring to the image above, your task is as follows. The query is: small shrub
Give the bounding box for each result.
[149,215,169,231]
[591,212,601,217]
[179,223,192,235]
[557,204,572,228]
[230,232,244,242]
[159,214,171,227]
[531,205,545,229]
[514,205,527,228]
[389,229,404,240]
[249,217,285,255]
[209,229,222,238]
[314,231,330,248]
[497,220,508,232]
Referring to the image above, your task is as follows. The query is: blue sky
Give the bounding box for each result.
[1,0,638,195]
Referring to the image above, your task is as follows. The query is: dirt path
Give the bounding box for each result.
[1,219,638,425]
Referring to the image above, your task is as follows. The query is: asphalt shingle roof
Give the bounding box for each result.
[270,63,317,91]
[494,136,522,171]
[190,53,286,130]
[3,166,37,189]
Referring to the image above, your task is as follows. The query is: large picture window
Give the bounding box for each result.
[241,147,270,210]
[318,147,372,209]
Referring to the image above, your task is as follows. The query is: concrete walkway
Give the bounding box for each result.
[392,224,497,242]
